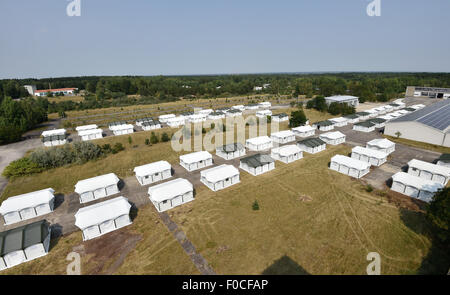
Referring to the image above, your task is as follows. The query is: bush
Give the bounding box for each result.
[365,184,373,192]
[2,157,44,177]
[128,136,132,145]
[101,143,112,153]
[112,142,125,154]
[289,109,307,128]
[29,145,75,168]
[210,123,215,129]
[145,138,150,145]
[426,187,450,244]
[202,127,206,134]
[161,132,170,142]
[252,200,260,211]
[72,141,103,164]
[150,132,159,144]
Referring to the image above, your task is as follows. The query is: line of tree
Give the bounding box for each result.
[306,96,355,116]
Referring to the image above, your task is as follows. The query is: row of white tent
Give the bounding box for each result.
[390,158,450,202]
[41,129,67,146]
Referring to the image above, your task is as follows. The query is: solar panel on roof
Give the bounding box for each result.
[391,100,450,131]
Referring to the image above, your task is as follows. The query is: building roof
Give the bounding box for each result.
[366,138,395,149]
[227,109,242,114]
[240,154,275,168]
[148,178,193,202]
[246,136,272,145]
[133,161,171,177]
[324,95,359,102]
[320,131,346,140]
[142,120,160,126]
[368,118,387,124]
[180,151,212,164]
[271,130,295,138]
[208,111,225,116]
[109,124,134,131]
[329,117,348,123]
[389,99,450,132]
[272,113,288,118]
[42,134,66,142]
[216,143,245,153]
[200,164,239,183]
[0,220,50,256]
[0,188,55,215]
[256,110,272,115]
[78,128,103,136]
[352,146,388,159]
[331,155,371,170]
[313,120,333,127]
[344,114,359,119]
[355,112,370,117]
[34,88,77,93]
[108,121,127,127]
[74,196,131,229]
[271,144,302,157]
[74,173,120,194]
[76,124,98,132]
[391,172,443,192]
[42,129,66,137]
[292,125,315,132]
[354,121,375,128]
[297,137,326,148]
[159,114,175,119]
[408,159,450,177]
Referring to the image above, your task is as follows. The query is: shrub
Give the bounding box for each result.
[365,184,373,192]
[202,127,206,134]
[72,141,103,164]
[252,200,260,211]
[145,138,150,145]
[101,143,112,153]
[161,132,170,142]
[2,158,44,177]
[150,132,159,144]
[112,142,125,154]
[128,136,132,145]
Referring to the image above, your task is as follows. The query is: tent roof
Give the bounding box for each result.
[367,138,395,149]
[133,161,171,177]
[240,154,274,168]
[344,114,359,119]
[329,117,348,123]
[331,155,371,170]
[148,178,193,202]
[408,159,450,176]
[0,188,55,215]
[271,130,295,138]
[319,131,346,140]
[391,172,444,192]
[438,153,450,163]
[74,196,131,229]
[297,137,326,148]
[0,220,49,256]
[41,129,66,137]
[200,164,239,183]
[77,128,103,136]
[216,143,244,153]
[292,125,315,132]
[272,113,288,118]
[355,121,375,128]
[272,144,301,157]
[142,120,160,126]
[352,146,388,159]
[313,120,333,127]
[109,124,134,131]
[159,114,175,119]
[246,136,272,145]
[74,173,120,194]
[180,151,212,164]
[368,118,387,124]
[76,124,98,131]
[355,112,370,116]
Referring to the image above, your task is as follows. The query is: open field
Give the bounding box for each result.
[47,95,85,103]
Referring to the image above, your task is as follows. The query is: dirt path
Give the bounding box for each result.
[158,211,216,275]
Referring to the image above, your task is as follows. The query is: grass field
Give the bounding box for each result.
[383,135,450,154]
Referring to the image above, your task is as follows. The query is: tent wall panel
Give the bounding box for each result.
[3,211,21,224]
[35,203,52,216]
[80,191,94,203]
[115,215,131,228]
[432,174,446,184]
[99,219,116,234]
[19,207,37,220]
[0,258,5,271]
[3,251,26,268]
[83,225,101,240]
[405,186,419,198]
[24,244,46,261]
[94,188,107,199]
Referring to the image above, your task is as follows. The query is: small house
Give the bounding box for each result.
[312,120,334,131]
[78,128,103,141]
[344,114,360,124]
[246,136,273,151]
[353,121,375,132]
[166,116,186,127]
[76,124,98,132]
[239,154,275,176]
[148,178,194,212]
[110,124,134,136]
[159,114,176,123]
[366,138,395,155]
[407,159,450,185]
[216,143,246,160]
[256,109,272,118]
[351,146,388,167]
[319,131,346,145]
[368,118,386,128]
[134,161,172,186]
[391,172,443,202]
[74,173,120,203]
[142,120,161,131]
[207,112,225,120]
[355,112,370,121]
[226,109,243,117]
[271,113,289,122]
[297,137,326,154]
[200,164,240,191]
[180,151,213,171]
[329,117,349,127]
[41,129,67,146]
[292,125,315,137]
[271,130,296,144]
[271,145,303,164]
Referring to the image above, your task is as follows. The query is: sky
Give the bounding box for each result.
[0,0,449,79]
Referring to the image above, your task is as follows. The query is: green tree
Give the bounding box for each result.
[161,132,170,142]
[426,188,450,244]
[289,109,307,128]
[150,132,159,144]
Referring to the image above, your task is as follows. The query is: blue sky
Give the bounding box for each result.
[0,0,449,78]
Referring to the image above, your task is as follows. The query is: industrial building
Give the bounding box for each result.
[384,99,450,147]
[405,86,450,99]
[324,95,359,107]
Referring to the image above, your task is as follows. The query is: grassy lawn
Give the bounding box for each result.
[383,135,450,154]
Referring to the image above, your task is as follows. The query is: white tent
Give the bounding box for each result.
[355,112,370,121]
[329,117,349,127]
[180,151,213,171]
[391,172,443,202]
[207,112,225,120]
[0,220,51,271]
[365,109,379,118]
[142,121,161,131]
[231,105,245,111]
[110,124,134,136]
[271,145,303,164]
[353,121,375,132]
[256,110,272,118]
[198,109,213,115]
[271,130,296,144]
[437,154,450,168]
[148,178,194,212]
[366,138,395,155]
[292,125,315,138]
[41,129,66,138]
[258,102,271,108]
[216,143,246,160]
[351,146,388,167]
[78,128,103,141]
[312,121,334,131]
[74,173,120,203]
[74,196,132,241]
[188,113,207,123]
[330,155,371,178]
[239,154,275,176]
[159,114,176,123]
[166,116,186,127]
[41,129,67,146]
[271,113,289,122]
[407,159,450,185]
[297,137,326,154]
[76,124,98,132]
[226,109,243,117]
[0,188,55,225]
[245,104,259,110]
[200,164,240,191]
[319,131,346,145]
[134,161,172,186]
[344,114,360,124]
[246,136,273,151]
